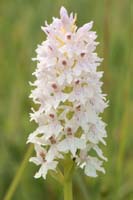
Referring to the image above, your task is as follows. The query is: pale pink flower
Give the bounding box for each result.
[27,6,108,179]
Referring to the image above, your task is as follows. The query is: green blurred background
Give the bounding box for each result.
[0,0,132,199]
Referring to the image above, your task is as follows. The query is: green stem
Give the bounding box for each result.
[64,178,73,200]
[63,158,74,200]
[4,145,33,200]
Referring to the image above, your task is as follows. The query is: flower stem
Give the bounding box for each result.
[63,158,74,200]
[64,178,73,200]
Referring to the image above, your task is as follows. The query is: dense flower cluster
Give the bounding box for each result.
[27,7,108,179]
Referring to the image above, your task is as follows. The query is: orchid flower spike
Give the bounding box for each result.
[27,6,108,180]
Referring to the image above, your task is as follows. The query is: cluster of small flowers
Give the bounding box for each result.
[27,7,108,179]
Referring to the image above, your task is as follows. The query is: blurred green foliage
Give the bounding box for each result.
[0,0,132,199]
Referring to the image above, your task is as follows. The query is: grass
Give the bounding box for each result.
[0,0,132,199]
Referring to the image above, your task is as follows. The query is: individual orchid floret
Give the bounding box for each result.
[27,6,108,180]
[29,144,58,179]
